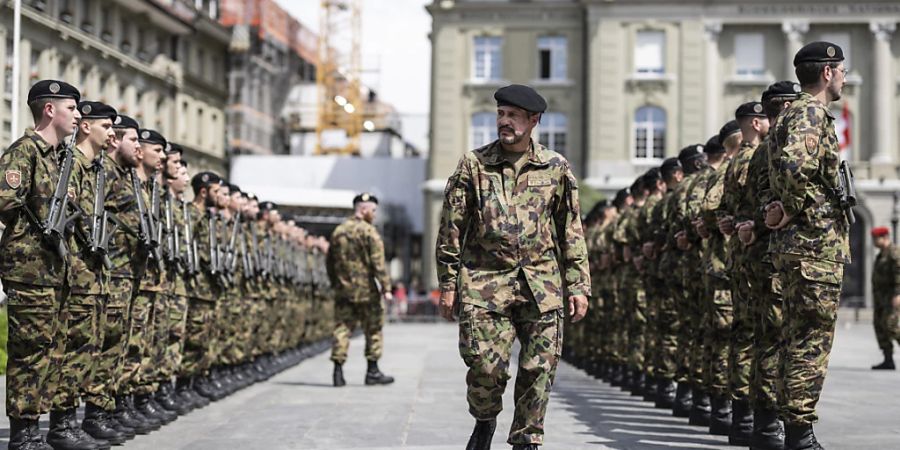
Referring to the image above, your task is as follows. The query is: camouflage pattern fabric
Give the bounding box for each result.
[83,277,133,411]
[748,261,783,412]
[326,216,391,304]
[121,291,154,395]
[330,299,385,364]
[180,297,216,377]
[871,244,900,352]
[49,293,101,410]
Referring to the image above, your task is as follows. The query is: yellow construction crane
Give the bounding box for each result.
[316,0,363,155]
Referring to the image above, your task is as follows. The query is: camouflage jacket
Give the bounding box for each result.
[104,154,142,279]
[742,136,775,264]
[186,202,215,301]
[768,92,850,263]
[872,244,900,301]
[0,129,67,286]
[721,141,757,269]
[638,193,662,278]
[436,140,590,313]
[326,216,390,303]
[67,148,104,295]
[699,161,731,279]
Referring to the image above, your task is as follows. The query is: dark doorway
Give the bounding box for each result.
[841,207,866,308]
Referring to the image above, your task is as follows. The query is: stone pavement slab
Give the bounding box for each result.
[0,315,898,449]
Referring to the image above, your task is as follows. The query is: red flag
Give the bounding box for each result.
[839,102,851,152]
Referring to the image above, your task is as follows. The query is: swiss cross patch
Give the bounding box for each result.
[5,170,22,189]
[805,134,819,154]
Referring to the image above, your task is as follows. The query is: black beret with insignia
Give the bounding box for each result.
[704,135,725,155]
[27,79,81,104]
[612,188,631,209]
[353,192,379,205]
[717,120,741,144]
[259,201,278,211]
[678,144,705,165]
[166,142,184,155]
[112,114,140,131]
[762,81,802,102]
[494,84,547,113]
[190,171,221,194]
[77,101,117,120]
[793,41,844,66]
[660,157,683,178]
[228,183,241,195]
[735,101,766,119]
[138,128,167,148]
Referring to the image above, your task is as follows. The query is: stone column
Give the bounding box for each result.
[782,20,809,80]
[704,21,722,138]
[870,21,896,163]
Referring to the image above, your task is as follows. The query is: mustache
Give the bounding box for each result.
[498,126,515,133]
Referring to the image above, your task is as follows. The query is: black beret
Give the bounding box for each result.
[612,188,631,208]
[717,120,741,144]
[77,101,117,120]
[793,41,844,66]
[494,84,547,113]
[228,183,241,194]
[704,135,725,155]
[166,143,184,155]
[27,79,81,104]
[643,167,662,185]
[762,81,802,102]
[735,101,766,119]
[353,192,379,205]
[660,157,683,176]
[259,201,278,211]
[138,129,167,147]
[190,171,221,193]
[112,114,140,130]
[678,144,705,165]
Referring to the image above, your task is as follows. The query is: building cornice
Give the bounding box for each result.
[585,1,900,22]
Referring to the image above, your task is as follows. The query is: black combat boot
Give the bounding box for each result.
[688,389,711,426]
[333,362,347,387]
[465,419,496,450]
[9,417,53,450]
[672,382,692,416]
[47,409,110,450]
[113,395,156,434]
[610,365,625,386]
[784,423,823,450]
[81,403,128,445]
[511,445,539,450]
[629,371,646,396]
[619,367,634,391]
[135,394,174,425]
[193,375,218,400]
[751,408,785,450]
[708,394,732,435]
[174,377,199,410]
[365,360,395,385]
[871,350,895,370]
[729,399,753,445]
[154,382,180,412]
[654,379,676,409]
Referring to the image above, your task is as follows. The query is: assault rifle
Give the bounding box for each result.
[88,158,115,269]
[223,213,241,276]
[837,160,857,225]
[130,168,163,269]
[29,133,81,259]
[181,200,196,276]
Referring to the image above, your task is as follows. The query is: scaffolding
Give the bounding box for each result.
[315,0,363,155]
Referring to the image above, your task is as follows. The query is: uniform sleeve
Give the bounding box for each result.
[554,164,591,297]
[435,157,475,292]
[0,146,33,218]
[368,226,391,294]
[771,106,824,219]
[893,248,900,297]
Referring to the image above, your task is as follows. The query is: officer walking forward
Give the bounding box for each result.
[435,84,590,450]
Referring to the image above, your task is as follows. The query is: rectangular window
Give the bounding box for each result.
[635,30,665,74]
[473,36,502,81]
[538,113,568,155]
[537,36,567,81]
[819,32,851,70]
[734,33,765,77]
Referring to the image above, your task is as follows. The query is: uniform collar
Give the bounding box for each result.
[25,128,55,157]
[797,91,836,119]
[482,139,550,167]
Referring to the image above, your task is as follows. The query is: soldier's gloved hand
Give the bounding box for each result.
[718,215,735,236]
[383,292,394,302]
[633,255,644,272]
[675,231,690,250]
[568,295,588,323]
[764,201,790,229]
[893,294,900,309]
[642,242,655,260]
[439,289,456,322]
[623,246,632,262]
[737,221,756,246]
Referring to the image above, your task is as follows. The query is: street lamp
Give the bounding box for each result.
[892,192,900,244]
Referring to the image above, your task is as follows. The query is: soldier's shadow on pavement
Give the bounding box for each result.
[555,365,731,449]
[272,381,337,388]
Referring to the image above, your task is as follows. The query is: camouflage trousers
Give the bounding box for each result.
[3,281,65,419]
[137,292,173,391]
[51,292,103,410]
[83,277,132,410]
[701,277,732,397]
[873,300,900,353]
[179,297,216,378]
[627,288,648,373]
[160,293,189,381]
[649,279,679,381]
[217,291,247,366]
[679,263,704,385]
[330,298,384,364]
[458,301,563,446]
[121,291,155,395]
[729,263,754,402]
[748,261,783,412]
[773,254,843,425]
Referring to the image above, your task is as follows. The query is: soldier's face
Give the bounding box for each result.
[205,184,220,208]
[50,99,80,137]
[496,106,538,146]
[86,118,114,150]
[142,143,165,173]
[216,187,230,209]
[165,152,182,179]
[875,235,891,249]
[755,116,771,136]
[169,167,188,194]
[826,63,846,101]
[247,201,260,218]
[229,192,243,212]
[358,202,377,223]
[118,129,141,167]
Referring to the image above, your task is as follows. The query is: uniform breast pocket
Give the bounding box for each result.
[525,175,556,214]
[477,174,502,221]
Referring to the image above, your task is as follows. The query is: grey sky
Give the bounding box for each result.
[275,0,432,153]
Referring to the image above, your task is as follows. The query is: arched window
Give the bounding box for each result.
[538,112,567,154]
[633,106,665,159]
[471,112,495,148]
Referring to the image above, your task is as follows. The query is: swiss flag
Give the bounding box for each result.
[835,102,851,158]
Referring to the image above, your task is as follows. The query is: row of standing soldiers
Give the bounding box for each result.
[0,79,335,450]
[564,41,853,450]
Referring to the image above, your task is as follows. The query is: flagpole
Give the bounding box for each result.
[11,0,22,138]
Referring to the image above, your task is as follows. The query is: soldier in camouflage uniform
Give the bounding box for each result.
[869,227,900,370]
[0,80,81,450]
[718,100,771,445]
[765,42,850,449]
[326,192,395,387]
[602,189,631,385]
[616,176,649,393]
[435,85,590,450]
